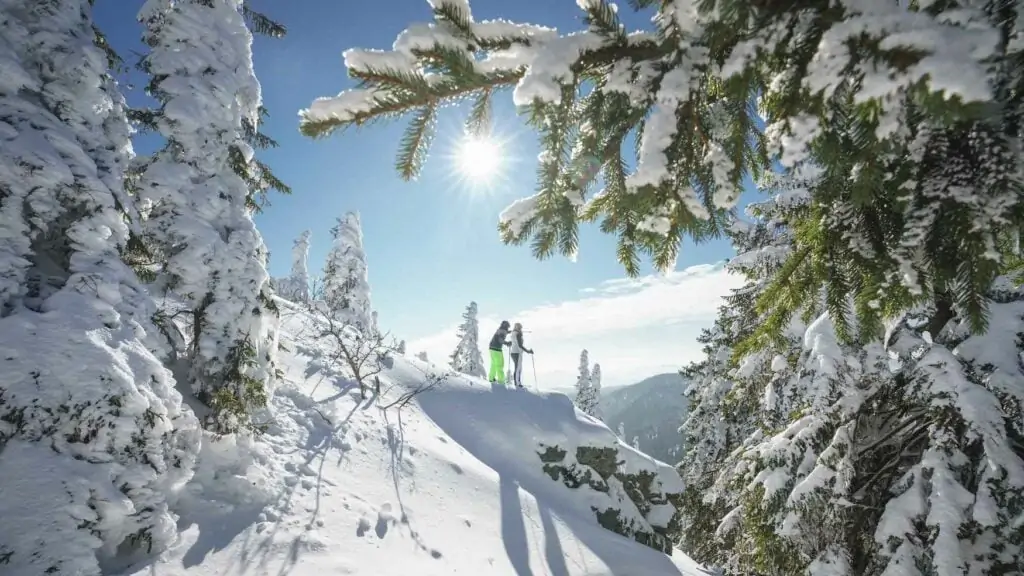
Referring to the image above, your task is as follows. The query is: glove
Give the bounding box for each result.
[528,349,534,354]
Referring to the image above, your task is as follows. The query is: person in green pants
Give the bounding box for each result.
[487,320,511,384]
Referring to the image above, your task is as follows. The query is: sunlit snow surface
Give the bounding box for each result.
[119,297,709,576]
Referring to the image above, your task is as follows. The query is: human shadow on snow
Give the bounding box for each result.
[498,475,534,576]
[381,407,445,560]
[417,384,691,576]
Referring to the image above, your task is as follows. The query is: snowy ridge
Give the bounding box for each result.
[116,297,708,576]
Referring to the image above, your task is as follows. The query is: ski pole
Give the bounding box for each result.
[531,354,539,392]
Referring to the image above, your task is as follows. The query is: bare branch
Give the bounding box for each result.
[304,279,399,400]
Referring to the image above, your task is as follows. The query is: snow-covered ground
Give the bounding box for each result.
[117,300,709,576]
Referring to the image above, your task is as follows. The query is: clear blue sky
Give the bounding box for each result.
[94,0,759,343]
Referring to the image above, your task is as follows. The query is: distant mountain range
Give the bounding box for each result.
[550,372,690,465]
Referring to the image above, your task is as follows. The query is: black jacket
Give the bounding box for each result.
[488,327,510,351]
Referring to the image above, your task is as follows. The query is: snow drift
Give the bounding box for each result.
[107,298,707,576]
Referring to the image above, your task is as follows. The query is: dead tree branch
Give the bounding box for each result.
[305,278,400,399]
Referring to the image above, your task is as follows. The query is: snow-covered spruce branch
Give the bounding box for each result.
[298,0,754,273]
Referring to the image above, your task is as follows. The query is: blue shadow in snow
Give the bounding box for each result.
[417,384,691,576]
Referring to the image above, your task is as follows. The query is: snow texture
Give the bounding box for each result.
[498,193,543,239]
[108,296,707,576]
[0,1,200,572]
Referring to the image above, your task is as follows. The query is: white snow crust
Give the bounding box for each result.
[103,297,707,576]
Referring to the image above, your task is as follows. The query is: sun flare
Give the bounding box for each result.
[455,136,503,182]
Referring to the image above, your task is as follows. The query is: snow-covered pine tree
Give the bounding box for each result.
[575,349,598,416]
[0,1,200,572]
[304,1,1024,572]
[322,211,373,333]
[137,0,279,433]
[397,339,406,354]
[677,174,815,570]
[282,229,311,302]
[415,351,429,363]
[683,155,1024,575]
[617,422,625,439]
[449,301,485,377]
[590,362,602,419]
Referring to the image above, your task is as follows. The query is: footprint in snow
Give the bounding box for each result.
[356,517,372,537]
[375,503,394,538]
[449,462,463,474]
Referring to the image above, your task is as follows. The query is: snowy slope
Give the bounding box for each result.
[118,299,709,576]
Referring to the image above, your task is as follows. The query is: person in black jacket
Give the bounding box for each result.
[509,322,533,388]
[487,320,511,384]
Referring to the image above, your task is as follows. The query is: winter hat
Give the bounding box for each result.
[513,322,522,331]
[500,320,510,329]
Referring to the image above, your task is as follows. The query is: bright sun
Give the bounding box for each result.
[456,136,503,182]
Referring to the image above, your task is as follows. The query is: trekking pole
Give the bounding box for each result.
[531,354,539,392]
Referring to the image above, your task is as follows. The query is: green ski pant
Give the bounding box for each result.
[488,349,506,383]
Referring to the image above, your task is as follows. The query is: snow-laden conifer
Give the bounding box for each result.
[280,229,311,302]
[322,211,372,334]
[0,1,200,572]
[575,350,598,416]
[137,0,278,432]
[304,2,1024,572]
[590,362,602,419]
[449,301,485,377]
